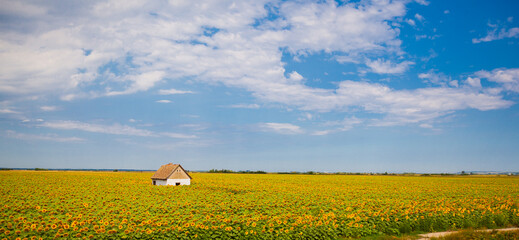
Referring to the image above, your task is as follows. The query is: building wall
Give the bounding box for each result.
[153,180,167,186]
[166,178,190,186]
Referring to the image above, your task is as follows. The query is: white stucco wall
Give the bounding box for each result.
[153,179,190,186]
[166,178,190,186]
[153,180,167,186]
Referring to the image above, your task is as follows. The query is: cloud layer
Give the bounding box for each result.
[259,123,304,135]
[473,24,519,43]
[0,0,516,131]
[40,121,197,139]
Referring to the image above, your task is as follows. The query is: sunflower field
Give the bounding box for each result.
[1,171,518,239]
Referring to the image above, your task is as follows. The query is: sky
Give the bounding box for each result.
[1,0,518,173]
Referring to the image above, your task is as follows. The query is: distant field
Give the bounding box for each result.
[1,171,518,239]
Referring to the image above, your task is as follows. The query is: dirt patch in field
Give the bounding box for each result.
[417,227,519,239]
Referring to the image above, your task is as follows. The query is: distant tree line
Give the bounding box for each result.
[277,171,319,175]
[208,169,266,174]
[0,168,48,171]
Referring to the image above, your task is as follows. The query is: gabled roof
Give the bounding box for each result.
[151,163,192,180]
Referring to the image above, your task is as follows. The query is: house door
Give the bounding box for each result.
[176,182,180,186]
[153,181,156,185]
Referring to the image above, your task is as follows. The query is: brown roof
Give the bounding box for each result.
[151,163,192,180]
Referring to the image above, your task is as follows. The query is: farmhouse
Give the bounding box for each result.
[151,163,192,186]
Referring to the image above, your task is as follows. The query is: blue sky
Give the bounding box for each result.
[1,0,518,172]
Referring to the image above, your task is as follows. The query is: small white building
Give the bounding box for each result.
[151,163,192,186]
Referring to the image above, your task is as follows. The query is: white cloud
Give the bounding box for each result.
[0,0,47,17]
[475,68,519,92]
[288,71,304,83]
[0,0,269,97]
[449,80,459,88]
[0,108,19,114]
[472,23,519,43]
[335,55,361,64]
[160,132,198,139]
[315,117,363,135]
[60,94,79,101]
[156,100,171,103]
[0,0,408,105]
[1,0,407,99]
[465,77,482,88]
[333,81,511,125]
[331,117,362,131]
[227,103,260,109]
[0,29,103,94]
[278,0,405,54]
[414,13,425,22]
[40,120,198,139]
[415,0,430,6]
[406,19,416,26]
[259,123,303,135]
[366,59,414,74]
[300,112,313,121]
[418,70,454,87]
[40,105,58,111]
[0,1,515,129]
[106,71,165,96]
[5,130,84,142]
[311,130,333,136]
[158,88,195,95]
[41,121,155,137]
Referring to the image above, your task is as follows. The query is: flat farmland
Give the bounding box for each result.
[1,171,518,239]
